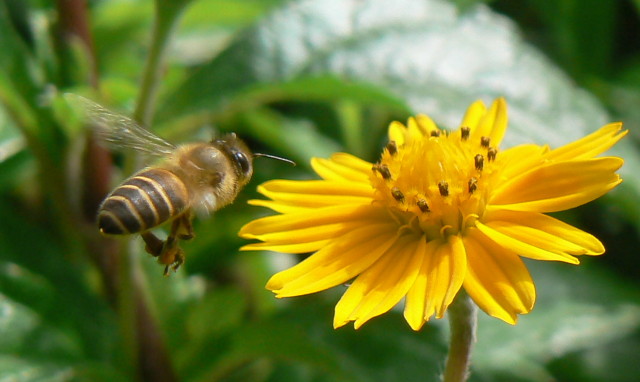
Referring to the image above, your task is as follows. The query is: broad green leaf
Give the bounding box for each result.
[162,0,612,145]
[158,0,640,224]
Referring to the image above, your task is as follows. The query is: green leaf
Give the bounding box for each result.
[162,0,611,144]
[159,0,640,215]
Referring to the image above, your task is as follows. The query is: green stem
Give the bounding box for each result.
[442,291,477,382]
[133,1,189,126]
[119,2,191,381]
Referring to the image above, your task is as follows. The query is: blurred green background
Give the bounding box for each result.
[0,0,638,381]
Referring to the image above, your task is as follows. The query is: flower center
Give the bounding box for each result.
[371,126,498,240]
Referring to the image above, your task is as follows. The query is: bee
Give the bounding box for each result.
[69,95,293,275]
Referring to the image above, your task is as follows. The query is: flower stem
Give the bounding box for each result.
[442,291,477,382]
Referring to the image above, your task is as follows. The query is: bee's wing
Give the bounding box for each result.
[67,94,176,157]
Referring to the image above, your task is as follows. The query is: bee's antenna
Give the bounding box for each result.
[254,153,296,166]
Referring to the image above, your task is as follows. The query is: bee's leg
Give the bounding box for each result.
[141,231,164,257]
[175,210,194,240]
[158,213,193,274]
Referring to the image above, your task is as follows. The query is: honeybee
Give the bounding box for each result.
[70,95,292,275]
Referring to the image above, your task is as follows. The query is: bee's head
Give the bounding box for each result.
[212,133,253,187]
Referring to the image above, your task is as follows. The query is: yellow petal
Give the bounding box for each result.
[463,228,535,324]
[402,239,442,330]
[267,223,399,297]
[423,234,467,319]
[402,236,467,330]
[240,239,331,253]
[490,157,623,212]
[241,221,357,248]
[475,221,579,264]
[258,179,373,198]
[239,204,385,239]
[471,98,508,146]
[496,144,547,180]
[388,121,407,146]
[459,99,487,131]
[333,233,424,329]
[247,199,309,214]
[407,116,425,137]
[547,123,626,161]
[256,179,373,209]
[416,114,439,136]
[484,209,604,256]
[311,153,373,182]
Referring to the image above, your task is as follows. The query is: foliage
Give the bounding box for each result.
[0,0,638,381]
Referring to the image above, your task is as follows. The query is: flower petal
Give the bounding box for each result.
[240,221,357,253]
[402,235,467,330]
[403,239,436,331]
[484,209,604,256]
[496,144,548,180]
[459,100,486,131]
[257,179,373,207]
[547,123,626,161]
[490,157,623,212]
[475,221,579,264]
[311,153,373,182]
[333,233,425,329]
[423,234,467,319]
[388,121,407,145]
[241,239,331,253]
[471,98,508,147]
[462,228,535,324]
[266,223,399,297]
[416,114,438,135]
[239,204,385,239]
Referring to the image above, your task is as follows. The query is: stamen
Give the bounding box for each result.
[391,187,405,202]
[386,140,397,155]
[373,164,391,179]
[438,181,449,197]
[417,199,430,212]
[474,154,484,171]
[468,177,478,194]
[460,126,470,141]
[481,136,491,147]
[430,130,441,137]
[487,147,497,162]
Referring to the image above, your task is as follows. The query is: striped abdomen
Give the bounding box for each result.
[98,168,189,235]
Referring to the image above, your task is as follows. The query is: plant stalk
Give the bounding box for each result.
[442,291,477,382]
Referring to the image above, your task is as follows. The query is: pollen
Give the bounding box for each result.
[371,121,499,241]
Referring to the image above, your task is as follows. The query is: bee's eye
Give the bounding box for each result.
[234,151,251,175]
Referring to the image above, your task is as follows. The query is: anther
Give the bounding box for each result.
[430,130,441,137]
[487,147,497,162]
[460,126,470,141]
[474,154,484,171]
[379,164,391,179]
[416,199,430,212]
[480,136,491,148]
[468,177,478,194]
[391,187,405,202]
[438,181,449,197]
[386,140,397,155]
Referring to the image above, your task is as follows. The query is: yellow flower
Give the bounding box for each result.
[239,99,626,330]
